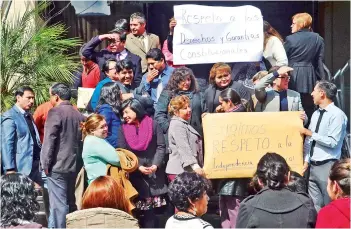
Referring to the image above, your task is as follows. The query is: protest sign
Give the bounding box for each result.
[77,87,94,109]
[173,5,263,65]
[202,112,304,179]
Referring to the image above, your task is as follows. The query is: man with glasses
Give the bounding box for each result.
[137,48,174,108]
[81,29,142,86]
[254,65,308,125]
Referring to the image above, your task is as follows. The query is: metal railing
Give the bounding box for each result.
[330,60,351,158]
[332,60,350,112]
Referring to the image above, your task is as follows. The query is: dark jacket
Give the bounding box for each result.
[316,197,350,228]
[96,104,121,148]
[218,104,250,196]
[284,29,325,93]
[236,187,317,228]
[117,120,167,198]
[41,101,86,173]
[154,90,204,137]
[204,81,253,113]
[116,82,155,116]
[81,36,143,86]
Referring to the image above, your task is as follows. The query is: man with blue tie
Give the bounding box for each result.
[1,86,42,186]
[137,48,174,109]
[300,80,348,212]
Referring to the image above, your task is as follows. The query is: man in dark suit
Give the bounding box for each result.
[41,83,86,228]
[81,30,143,87]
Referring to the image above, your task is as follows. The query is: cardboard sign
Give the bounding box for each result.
[77,87,94,109]
[202,112,304,179]
[173,4,263,65]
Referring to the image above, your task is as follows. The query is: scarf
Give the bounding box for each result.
[122,115,153,151]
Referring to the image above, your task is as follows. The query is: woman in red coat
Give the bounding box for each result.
[316,158,350,228]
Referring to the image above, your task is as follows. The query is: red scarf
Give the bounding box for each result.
[122,116,153,151]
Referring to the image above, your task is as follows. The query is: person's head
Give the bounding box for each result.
[80,114,108,140]
[270,66,290,91]
[121,98,146,124]
[252,71,269,85]
[168,172,211,217]
[116,59,134,85]
[79,44,95,68]
[291,13,312,33]
[50,83,71,106]
[146,48,166,72]
[113,18,129,34]
[168,95,191,121]
[107,31,127,53]
[256,152,290,190]
[15,86,35,111]
[311,80,337,106]
[102,59,118,81]
[82,176,131,214]
[165,67,199,93]
[219,88,242,112]
[96,82,122,116]
[287,171,307,193]
[209,63,232,88]
[130,12,146,36]
[0,173,40,227]
[263,21,283,49]
[327,159,350,201]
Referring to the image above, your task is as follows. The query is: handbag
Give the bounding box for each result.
[116,148,139,173]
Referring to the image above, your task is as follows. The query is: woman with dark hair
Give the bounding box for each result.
[316,158,350,228]
[155,66,204,137]
[204,63,253,113]
[216,88,251,113]
[81,114,120,184]
[166,172,213,229]
[166,95,204,179]
[284,13,325,121]
[1,173,41,228]
[96,82,122,147]
[66,176,139,228]
[263,21,288,68]
[117,98,167,228]
[215,88,251,228]
[236,152,317,228]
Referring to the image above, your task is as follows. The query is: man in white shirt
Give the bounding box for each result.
[125,12,161,73]
[300,80,348,211]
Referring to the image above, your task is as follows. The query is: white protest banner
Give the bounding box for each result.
[173,5,263,65]
[77,87,94,109]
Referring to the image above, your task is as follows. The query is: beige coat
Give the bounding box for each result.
[125,33,161,73]
[66,208,139,228]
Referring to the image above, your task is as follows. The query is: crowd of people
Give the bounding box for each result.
[1,10,350,229]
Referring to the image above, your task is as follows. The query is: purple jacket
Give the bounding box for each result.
[81,36,143,87]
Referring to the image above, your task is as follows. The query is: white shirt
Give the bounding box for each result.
[263,36,288,67]
[117,49,128,61]
[142,31,148,51]
[165,215,214,229]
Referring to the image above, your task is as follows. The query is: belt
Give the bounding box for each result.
[310,159,337,166]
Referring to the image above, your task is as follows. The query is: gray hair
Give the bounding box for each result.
[316,80,338,101]
[130,12,146,24]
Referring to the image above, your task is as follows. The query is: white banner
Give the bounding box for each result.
[173,5,263,65]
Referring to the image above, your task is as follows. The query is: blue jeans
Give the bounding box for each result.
[47,172,77,228]
[42,172,55,228]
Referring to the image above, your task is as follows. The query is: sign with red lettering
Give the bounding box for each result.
[202,112,304,178]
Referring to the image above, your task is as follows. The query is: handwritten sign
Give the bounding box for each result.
[77,87,94,109]
[173,5,263,65]
[202,112,304,179]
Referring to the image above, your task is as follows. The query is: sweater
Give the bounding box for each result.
[316,197,350,228]
[165,214,213,229]
[82,135,120,184]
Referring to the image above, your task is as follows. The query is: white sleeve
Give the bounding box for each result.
[271,36,288,66]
